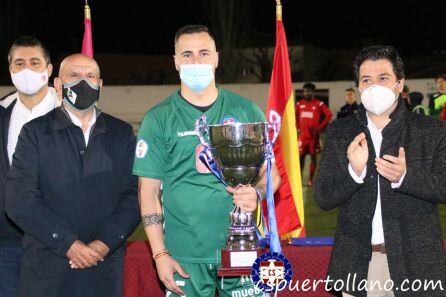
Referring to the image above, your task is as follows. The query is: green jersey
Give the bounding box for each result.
[133,88,266,264]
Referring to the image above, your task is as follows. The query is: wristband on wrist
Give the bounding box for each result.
[153,249,170,260]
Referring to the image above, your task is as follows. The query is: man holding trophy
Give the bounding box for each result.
[133,25,280,297]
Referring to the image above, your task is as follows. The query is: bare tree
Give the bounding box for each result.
[200,0,254,83]
[243,45,298,83]
[242,45,272,82]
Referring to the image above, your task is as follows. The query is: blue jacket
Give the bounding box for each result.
[5,107,140,297]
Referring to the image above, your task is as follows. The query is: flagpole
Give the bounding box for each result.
[276,0,282,21]
[82,0,93,57]
[84,0,91,20]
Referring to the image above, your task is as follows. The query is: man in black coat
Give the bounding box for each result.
[336,88,359,119]
[315,46,446,297]
[1,36,61,297]
[5,54,140,297]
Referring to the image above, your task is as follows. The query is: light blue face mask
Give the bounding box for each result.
[179,64,214,92]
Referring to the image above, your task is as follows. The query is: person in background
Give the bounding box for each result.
[337,88,358,119]
[295,82,332,186]
[409,91,429,115]
[429,74,446,120]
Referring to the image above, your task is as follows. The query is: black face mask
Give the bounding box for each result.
[62,79,100,111]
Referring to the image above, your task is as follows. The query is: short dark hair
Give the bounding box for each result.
[403,85,410,93]
[435,74,446,81]
[8,36,51,64]
[303,82,316,91]
[174,25,216,48]
[345,88,355,93]
[353,45,404,86]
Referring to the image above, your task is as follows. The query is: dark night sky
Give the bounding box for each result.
[3,0,446,55]
[1,0,446,82]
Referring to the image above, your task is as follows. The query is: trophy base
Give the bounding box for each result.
[218,248,267,277]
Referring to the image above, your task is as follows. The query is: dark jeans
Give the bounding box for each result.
[0,246,23,297]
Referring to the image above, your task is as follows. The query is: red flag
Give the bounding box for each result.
[266,1,305,237]
[82,2,93,57]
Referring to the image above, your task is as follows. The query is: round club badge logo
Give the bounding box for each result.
[135,140,148,159]
[219,115,238,125]
[251,252,293,293]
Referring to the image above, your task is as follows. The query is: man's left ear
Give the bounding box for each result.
[397,78,405,93]
[214,52,219,69]
[99,79,103,88]
[47,63,53,78]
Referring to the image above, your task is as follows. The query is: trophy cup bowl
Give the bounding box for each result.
[205,122,268,276]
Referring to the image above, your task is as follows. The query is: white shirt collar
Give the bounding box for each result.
[15,89,57,115]
[66,108,96,128]
[7,90,58,165]
[65,108,97,146]
[366,112,382,132]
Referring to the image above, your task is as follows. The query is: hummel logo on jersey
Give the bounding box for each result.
[177,131,198,137]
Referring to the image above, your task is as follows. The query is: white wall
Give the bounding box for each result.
[0,78,437,129]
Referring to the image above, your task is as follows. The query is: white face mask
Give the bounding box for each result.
[360,82,400,115]
[10,68,48,95]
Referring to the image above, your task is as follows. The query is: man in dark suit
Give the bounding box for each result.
[5,54,140,297]
[336,88,358,119]
[315,46,446,297]
[0,36,60,297]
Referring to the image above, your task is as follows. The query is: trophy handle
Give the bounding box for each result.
[195,115,210,147]
[194,115,227,184]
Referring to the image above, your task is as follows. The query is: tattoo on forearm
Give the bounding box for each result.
[142,213,164,227]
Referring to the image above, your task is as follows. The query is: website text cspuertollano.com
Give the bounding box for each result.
[249,274,445,297]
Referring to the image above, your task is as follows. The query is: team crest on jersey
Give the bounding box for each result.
[251,252,293,293]
[219,115,238,125]
[135,140,148,159]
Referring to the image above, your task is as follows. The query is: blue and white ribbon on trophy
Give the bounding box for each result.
[194,115,226,185]
[194,115,283,254]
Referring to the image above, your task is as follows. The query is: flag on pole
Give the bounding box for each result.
[82,1,93,57]
[266,0,305,238]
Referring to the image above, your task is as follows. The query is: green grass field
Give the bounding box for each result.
[127,182,341,240]
[128,186,446,240]
[129,158,446,240]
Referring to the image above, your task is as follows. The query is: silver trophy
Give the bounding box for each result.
[195,116,275,275]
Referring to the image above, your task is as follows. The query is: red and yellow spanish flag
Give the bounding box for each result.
[82,1,93,57]
[266,1,305,238]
